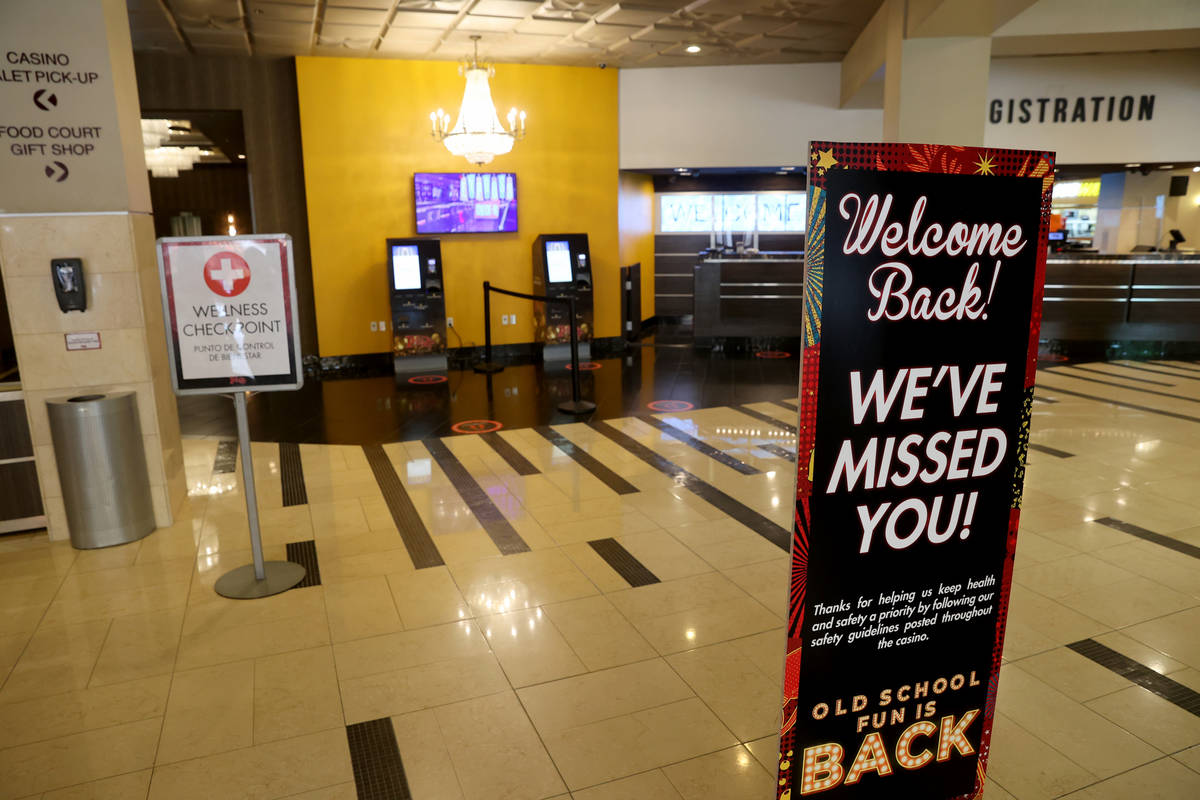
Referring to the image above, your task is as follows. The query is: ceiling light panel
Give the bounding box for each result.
[458,15,523,33]
[391,10,461,29]
[517,18,585,36]
[472,0,545,17]
[245,2,313,23]
[323,7,388,26]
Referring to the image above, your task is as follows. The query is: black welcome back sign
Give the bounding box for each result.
[776,142,1054,799]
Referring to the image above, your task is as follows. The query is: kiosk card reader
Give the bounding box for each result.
[532,233,593,361]
[387,237,448,375]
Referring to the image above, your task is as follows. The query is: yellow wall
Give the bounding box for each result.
[295,56,619,357]
[618,172,655,321]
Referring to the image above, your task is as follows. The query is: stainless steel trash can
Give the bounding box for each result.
[46,392,155,549]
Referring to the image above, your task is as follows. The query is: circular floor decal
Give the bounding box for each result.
[407,374,448,385]
[451,419,503,434]
[647,399,695,412]
[755,350,793,359]
[565,362,602,371]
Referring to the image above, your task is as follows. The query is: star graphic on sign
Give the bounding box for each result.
[813,148,838,175]
[974,153,997,175]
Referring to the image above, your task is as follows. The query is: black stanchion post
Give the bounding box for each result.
[557,296,596,415]
[474,280,504,374]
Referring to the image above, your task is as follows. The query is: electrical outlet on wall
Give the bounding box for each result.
[379,320,387,331]
[510,313,517,325]
[369,321,378,332]
[447,317,454,327]
[501,314,510,325]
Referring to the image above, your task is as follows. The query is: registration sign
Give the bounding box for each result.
[777,142,1054,799]
[156,235,302,395]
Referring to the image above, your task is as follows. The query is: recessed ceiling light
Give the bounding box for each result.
[1193,166,1199,172]
[685,44,701,54]
[780,166,795,171]
[1125,163,1141,168]
[1158,164,1174,170]
[237,154,246,159]
[674,167,689,172]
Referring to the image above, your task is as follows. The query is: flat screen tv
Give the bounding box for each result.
[414,172,517,234]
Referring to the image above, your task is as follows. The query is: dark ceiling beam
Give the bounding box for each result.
[310,0,328,54]
[153,0,194,54]
[236,0,254,55]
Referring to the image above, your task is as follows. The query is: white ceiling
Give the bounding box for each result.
[127,0,886,67]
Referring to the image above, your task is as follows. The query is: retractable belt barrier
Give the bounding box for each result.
[474,281,595,415]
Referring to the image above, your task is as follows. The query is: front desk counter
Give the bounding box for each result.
[1042,252,1200,341]
[693,251,804,339]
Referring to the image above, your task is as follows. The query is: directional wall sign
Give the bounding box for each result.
[776,142,1054,799]
[157,235,303,395]
[0,0,132,213]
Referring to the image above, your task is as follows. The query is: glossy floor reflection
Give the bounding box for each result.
[0,360,1199,798]
[179,338,805,443]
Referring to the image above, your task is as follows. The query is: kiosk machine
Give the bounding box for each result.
[387,237,448,375]
[532,233,593,361]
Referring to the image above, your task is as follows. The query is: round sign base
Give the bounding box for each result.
[214,561,307,599]
[558,399,596,415]
[473,361,505,374]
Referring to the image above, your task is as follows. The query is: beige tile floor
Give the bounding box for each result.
[0,361,1199,798]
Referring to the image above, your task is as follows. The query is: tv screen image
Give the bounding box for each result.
[391,244,422,290]
[545,240,573,284]
[414,172,517,234]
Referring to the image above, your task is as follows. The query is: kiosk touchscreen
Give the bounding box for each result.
[387,237,448,376]
[532,233,593,361]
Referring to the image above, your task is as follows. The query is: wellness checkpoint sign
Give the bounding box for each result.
[777,142,1053,799]
[157,235,302,395]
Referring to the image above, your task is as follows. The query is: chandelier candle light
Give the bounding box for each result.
[430,35,526,165]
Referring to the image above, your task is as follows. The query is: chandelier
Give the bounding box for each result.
[430,36,526,165]
[141,119,211,178]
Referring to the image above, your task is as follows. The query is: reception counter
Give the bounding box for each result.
[693,251,804,339]
[1041,253,1200,341]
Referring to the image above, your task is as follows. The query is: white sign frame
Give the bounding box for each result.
[156,234,303,395]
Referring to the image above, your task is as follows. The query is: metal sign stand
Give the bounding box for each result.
[213,391,306,598]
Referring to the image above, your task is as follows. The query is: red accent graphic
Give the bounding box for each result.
[203,251,251,297]
[647,399,695,412]
[565,361,602,371]
[408,374,448,385]
[755,350,793,359]
[451,419,503,434]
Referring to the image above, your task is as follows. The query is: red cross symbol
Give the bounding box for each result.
[203,251,251,297]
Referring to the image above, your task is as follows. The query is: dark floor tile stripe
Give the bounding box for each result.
[346,718,413,800]
[589,421,791,551]
[588,538,660,587]
[362,445,444,569]
[759,443,797,462]
[1064,364,1176,386]
[774,399,800,413]
[1114,362,1200,381]
[1093,517,1200,560]
[423,438,531,555]
[480,431,540,476]
[734,405,798,434]
[285,540,321,587]
[534,426,639,495]
[1035,383,1200,425]
[213,440,238,474]
[1067,640,1200,718]
[1148,360,1200,374]
[1044,368,1200,404]
[637,415,760,475]
[1028,443,1074,459]
[279,442,308,506]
